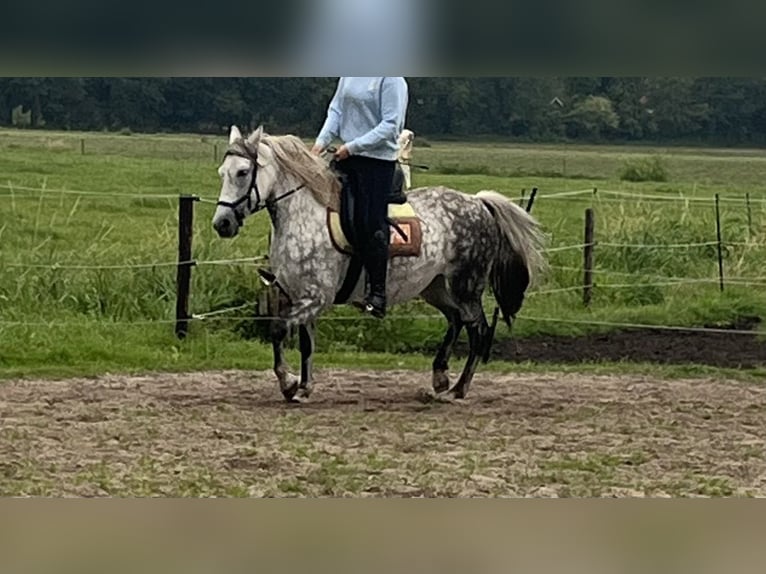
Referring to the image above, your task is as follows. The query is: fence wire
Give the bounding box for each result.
[0,183,180,200]
[2,312,762,338]
[2,181,766,343]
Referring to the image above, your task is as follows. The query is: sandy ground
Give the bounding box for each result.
[0,369,764,497]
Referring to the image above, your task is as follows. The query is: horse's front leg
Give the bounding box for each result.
[297,320,316,399]
[277,290,328,402]
[271,317,299,401]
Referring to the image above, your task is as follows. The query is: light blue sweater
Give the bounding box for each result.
[315,77,409,161]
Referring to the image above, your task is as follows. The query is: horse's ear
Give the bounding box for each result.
[228,125,242,144]
[247,125,264,144]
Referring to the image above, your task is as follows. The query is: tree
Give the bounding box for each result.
[605,77,654,140]
[643,78,710,140]
[0,76,764,145]
[564,95,619,140]
[1,78,49,126]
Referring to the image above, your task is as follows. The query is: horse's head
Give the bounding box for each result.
[213,125,277,238]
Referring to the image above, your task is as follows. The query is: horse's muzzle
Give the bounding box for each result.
[213,214,239,238]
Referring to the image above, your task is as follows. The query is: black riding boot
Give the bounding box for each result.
[363,230,389,319]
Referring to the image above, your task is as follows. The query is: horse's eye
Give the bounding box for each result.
[237,169,249,178]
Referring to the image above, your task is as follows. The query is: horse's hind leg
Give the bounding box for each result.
[432,313,463,394]
[449,301,489,400]
[422,277,463,394]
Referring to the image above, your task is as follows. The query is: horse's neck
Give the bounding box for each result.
[269,176,323,234]
[268,181,327,275]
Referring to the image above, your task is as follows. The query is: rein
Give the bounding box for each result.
[216,144,305,221]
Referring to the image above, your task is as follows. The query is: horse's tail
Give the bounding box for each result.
[476,190,547,326]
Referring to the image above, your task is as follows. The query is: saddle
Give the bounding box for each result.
[327,162,422,259]
[326,162,423,305]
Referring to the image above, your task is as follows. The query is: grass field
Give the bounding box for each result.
[2,127,766,498]
[1,127,766,378]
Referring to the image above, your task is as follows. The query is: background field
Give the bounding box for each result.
[1,127,765,378]
[2,128,766,497]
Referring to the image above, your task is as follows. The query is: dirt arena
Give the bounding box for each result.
[0,368,764,497]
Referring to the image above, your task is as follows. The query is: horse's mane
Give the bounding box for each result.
[261,134,341,211]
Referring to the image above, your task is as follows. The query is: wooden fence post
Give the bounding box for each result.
[525,187,538,214]
[746,192,753,241]
[175,194,198,339]
[715,193,724,292]
[583,208,595,307]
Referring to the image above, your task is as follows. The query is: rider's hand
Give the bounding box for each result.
[311,143,324,156]
[334,144,350,160]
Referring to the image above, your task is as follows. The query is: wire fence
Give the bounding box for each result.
[2,180,766,343]
[4,181,766,207]
[2,256,271,270]
[548,265,766,287]
[1,311,763,339]
[4,236,765,269]
[0,182,181,200]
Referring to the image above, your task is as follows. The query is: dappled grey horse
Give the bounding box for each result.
[212,126,546,401]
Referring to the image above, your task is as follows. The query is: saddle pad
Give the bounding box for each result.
[327,203,422,258]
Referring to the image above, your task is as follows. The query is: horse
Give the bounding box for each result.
[212,125,546,402]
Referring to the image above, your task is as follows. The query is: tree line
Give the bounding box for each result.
[2,77,766,145]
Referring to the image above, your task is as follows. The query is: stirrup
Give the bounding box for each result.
[363,294,386,319]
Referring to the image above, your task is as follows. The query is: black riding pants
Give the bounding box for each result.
[335,156,395,254]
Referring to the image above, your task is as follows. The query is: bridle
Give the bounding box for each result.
[216,140,305,224]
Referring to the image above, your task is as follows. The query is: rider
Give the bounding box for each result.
[311,77,409,319]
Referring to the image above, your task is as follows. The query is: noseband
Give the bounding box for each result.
[216,139,305,223]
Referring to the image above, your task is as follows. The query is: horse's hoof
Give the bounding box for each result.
[280,375,300,401]
[447,386,467,401]
[435,393,459,404]
[415,388,437,403]
[432,371,450,394]
[416,388,461,404]
[296,384,313,400]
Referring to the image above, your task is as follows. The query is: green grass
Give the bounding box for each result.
[2,320,765,384]
[2,127,766,378]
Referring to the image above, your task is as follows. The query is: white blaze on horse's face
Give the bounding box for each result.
[212,154,253,238]
[212,125,268,238]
